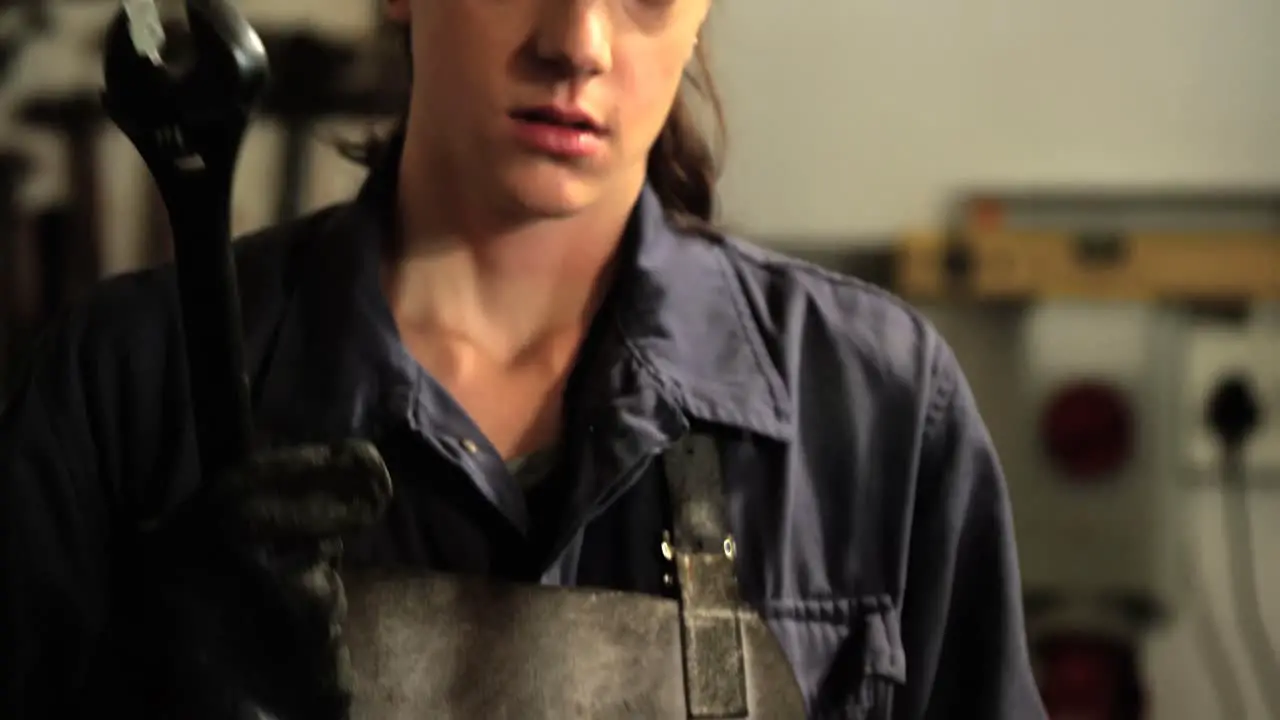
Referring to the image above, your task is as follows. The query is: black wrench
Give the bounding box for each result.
[101,0,268,483]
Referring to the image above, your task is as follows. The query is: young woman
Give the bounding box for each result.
[0,1,1046,718]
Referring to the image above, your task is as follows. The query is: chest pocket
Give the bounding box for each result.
[762,595,906,720]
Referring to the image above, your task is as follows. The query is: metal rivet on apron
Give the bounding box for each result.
[723,536,736,559]
[661,531,674,561]
[460,438,479,454]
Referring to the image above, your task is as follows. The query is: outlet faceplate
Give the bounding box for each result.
[1183,325,1280,477]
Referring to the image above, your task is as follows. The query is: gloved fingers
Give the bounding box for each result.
[235,556,357,720]
[245,541,348,632]
[219,439,394,539]
[306,563,358,700]
[247,537,345,578]
[301,555,348,629]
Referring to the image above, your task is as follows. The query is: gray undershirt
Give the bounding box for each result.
[506,447,559,494]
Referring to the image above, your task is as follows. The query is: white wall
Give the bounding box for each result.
[709,0,1280,238]
[3,1,1279,718]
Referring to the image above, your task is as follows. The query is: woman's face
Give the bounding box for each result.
[387,0,711,220]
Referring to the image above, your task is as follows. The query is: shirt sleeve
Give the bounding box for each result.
[0,321,113,717]
[898,343,1048,720]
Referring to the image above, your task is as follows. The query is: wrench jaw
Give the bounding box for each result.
[101,0,268,192]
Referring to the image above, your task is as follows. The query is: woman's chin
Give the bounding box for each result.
[498,161,607,220]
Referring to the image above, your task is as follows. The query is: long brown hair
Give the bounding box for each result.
[651,41,726,236]
[348,26,726,236]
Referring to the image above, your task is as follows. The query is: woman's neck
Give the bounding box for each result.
[384,132,637,372]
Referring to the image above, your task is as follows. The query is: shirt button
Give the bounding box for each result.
[460,438,480,455]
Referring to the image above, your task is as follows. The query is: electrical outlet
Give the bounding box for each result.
[1183,324,1280,477]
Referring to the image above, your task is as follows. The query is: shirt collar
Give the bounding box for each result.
[254,141,793,444]
[612,187,791,439]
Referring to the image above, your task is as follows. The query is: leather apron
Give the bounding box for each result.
[342,434,807,719]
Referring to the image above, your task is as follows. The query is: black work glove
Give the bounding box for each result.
[131,440,393,720]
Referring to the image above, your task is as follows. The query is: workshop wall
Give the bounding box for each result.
[2,1,1277,718]
[709,0,1280,238]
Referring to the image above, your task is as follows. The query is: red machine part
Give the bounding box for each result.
[966,197,1006,232]
[1037,635,1146,720]
[1039,381,1135,481]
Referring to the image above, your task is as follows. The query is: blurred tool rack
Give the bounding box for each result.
[901,189,1280,304]
[0,23,403,396]
[778,189,1280,306]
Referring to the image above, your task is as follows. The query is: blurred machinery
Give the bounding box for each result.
[0,151,31,380]
[921,191,1280,720]
[0,0,55,389]
[0,7,403,393]
[256,28,403,224]
[793,190,1280,720]
[19,93,106,303]
[0,0,51,83]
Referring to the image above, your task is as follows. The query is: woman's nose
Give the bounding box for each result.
[531,0,613,79]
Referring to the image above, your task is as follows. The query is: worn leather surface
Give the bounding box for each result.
[343,571,806,719]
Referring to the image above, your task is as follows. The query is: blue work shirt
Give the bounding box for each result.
[0,150,1046,719]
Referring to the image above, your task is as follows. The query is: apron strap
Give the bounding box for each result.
[663,434,749,719]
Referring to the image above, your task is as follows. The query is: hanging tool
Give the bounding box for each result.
[101,0,267,483]
[0,150,30,396]
[256,29,403,223]
[18,94,108,309]
[259,31,341,223]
